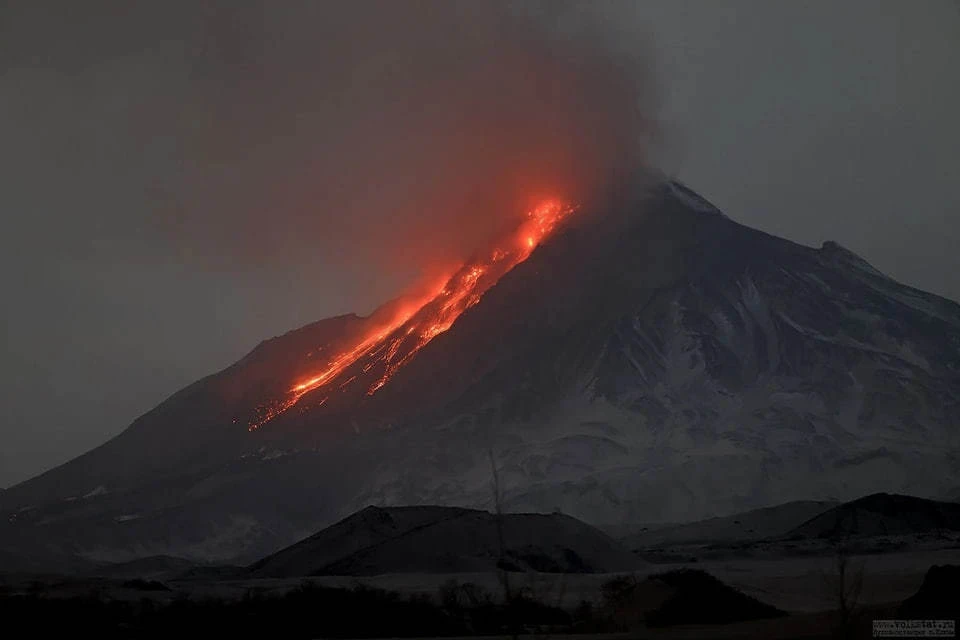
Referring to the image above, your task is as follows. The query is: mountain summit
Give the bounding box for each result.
[2,179,958,565]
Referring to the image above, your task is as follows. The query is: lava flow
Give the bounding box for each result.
[248,199,577,431]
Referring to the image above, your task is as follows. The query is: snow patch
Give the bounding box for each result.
[83,485,108,499]
[667,181,726,217]
[114,514,141,523]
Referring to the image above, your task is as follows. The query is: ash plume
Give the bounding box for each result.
[2,0,660,300]
[161,1,659,283]
[176,1,660,280]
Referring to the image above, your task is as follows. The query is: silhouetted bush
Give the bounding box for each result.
[0,583,459,638]
[600,573,641,607]
[121,579,170,591]
[438,579,494,609]
[0,579,603,637]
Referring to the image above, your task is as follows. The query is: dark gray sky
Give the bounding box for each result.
[2,1,958,488]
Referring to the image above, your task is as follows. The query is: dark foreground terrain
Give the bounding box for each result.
[2,556,957,638]
[0,568,788,638]
[3,495,958,637]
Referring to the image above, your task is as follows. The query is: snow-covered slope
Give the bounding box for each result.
[334,181,960,526]
[2,178,958,565]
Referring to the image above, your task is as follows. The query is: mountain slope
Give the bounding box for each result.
[2,177,958,565]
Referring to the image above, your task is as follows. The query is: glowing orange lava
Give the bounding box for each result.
[248,199,576,431]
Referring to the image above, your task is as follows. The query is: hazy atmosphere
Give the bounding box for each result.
[2,0,958,488]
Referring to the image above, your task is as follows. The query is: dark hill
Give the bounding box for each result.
[602,568,786,628]
[897,564,960,619]
[788,493,960,539]
[249,505,642,577]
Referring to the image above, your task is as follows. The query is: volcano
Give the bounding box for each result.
[2,178,959,566]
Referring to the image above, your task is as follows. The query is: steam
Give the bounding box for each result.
[168,1,660,289]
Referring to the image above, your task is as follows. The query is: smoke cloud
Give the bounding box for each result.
[3,2,659,282]
[0,0,658,486]
[163,1,659,280]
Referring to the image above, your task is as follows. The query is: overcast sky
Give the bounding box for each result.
[1,1,958,487]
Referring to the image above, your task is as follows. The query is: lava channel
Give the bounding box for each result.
[248,199,576,431]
